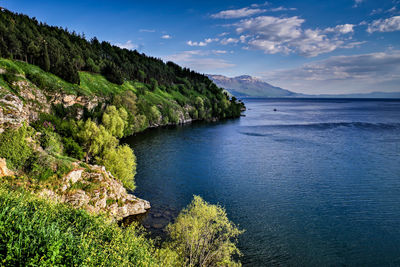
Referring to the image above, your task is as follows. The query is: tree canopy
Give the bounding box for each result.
[166,196,243,267]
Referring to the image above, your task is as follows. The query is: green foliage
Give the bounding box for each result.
[76,119,118,162]
[99,145,137,190]
[0,125,33,170]
[0,9,244,120]
[113,90,138,115]
[166,196,243,267]
[86,58,100,73]
[0,189,180,266]
[40,129,63,155]
[26,152,55,181]
[62,137,84,160]
[102,105,128,138]
[101,61,124,85]
[147,105,162,125]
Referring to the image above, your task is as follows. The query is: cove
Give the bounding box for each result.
[124,98,400,266]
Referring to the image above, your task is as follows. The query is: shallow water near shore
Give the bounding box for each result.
[125,98,400,266]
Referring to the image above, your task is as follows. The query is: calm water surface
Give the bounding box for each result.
[125,99,400,266]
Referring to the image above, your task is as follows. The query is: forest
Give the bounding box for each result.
[0,7,244,266]
[0,8,243,120]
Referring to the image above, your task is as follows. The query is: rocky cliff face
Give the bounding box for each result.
[0,69,149,220]
[0,158,150,220]
[41,163,150,220]
[0,70,103,133]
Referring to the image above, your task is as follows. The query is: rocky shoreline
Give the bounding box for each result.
[0,158,150,220]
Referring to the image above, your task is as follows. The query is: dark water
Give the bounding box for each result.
[125,99,400,266]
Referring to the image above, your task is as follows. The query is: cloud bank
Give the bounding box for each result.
[261,50,400,94]
[235,16,355,57]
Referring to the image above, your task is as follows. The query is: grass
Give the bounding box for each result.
[79,72,137,96]
[0,188,180,266]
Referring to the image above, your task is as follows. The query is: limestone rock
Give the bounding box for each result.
[0,158,14,177]
[45,162,151,220]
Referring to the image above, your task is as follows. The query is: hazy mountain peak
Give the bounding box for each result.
[208,74,296,98]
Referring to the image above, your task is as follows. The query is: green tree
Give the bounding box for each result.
[0,124,33,170]
[99,144,136,190]
[42,41,50,72]
[102,105,128,138]
[166,196,243,267]
[77,119,117,162]
[113,90,138,115]
[148,105,162,125]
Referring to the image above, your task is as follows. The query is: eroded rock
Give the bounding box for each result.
[0,158,14,177]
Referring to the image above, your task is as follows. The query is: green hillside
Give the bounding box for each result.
[0,8,244,266]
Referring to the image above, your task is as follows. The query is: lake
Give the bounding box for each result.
[125,98,400,266]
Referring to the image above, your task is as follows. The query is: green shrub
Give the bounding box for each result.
[26,152,55,181]
[40,129,63,155]
[0,125,33,170]
[168,108,180,124]
[98,144,136,190]
[147,105,161,125]
[62,137,84,160]
[2,72,19,85]
[0,189,180,266]
[166,196,243,267]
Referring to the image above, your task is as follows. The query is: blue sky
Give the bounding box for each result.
[2,0,400,94]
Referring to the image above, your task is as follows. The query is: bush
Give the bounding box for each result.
[147,105,161,125]
[0,189,180,266]
[102,105,128,138]
[168,108,180,124]
[0,125,33,170]
[40,129,63,155]
[62,137,84,160]
[26,152,55,181]
[98,145,136,190]
[166,196,243,267]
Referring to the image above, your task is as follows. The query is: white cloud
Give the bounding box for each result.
[212,50,228,54]
[251,2,269,8]
[187,40,207,46]
[268,6,297,12]
[139,29,155,33]
[324,24,354,34]
[220,38,239,45]
[367,16,400,33]
[163,50,235,72]
[211,7,266,19]
[233,16,358,57]
[115,40,137,50]
[161,34,172,39]
[186,38,218,47]
[260,50,400,94]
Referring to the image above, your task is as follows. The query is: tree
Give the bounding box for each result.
[99,144,136,190]
[148,105,162,125]
[76,119,117,162]
[102,105,128,138]
[41,41,50,72]
[166,196,243,267]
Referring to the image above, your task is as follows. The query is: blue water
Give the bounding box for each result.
[125,99,400,266]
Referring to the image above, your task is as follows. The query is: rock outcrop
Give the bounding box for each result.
[0,158,14,177]
[39,162,150,220]
[0,156,149,220]
[0,71,103,132]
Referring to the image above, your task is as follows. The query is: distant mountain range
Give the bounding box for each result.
[208,74,400,99]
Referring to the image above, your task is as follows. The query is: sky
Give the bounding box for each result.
[2,0,400,94]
